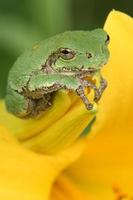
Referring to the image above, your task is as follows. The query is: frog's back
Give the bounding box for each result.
[7,34,61,92]
[7,30,102,92]
[7,31,79,91]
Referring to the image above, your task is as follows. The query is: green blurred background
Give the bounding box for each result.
[0,0,132,98]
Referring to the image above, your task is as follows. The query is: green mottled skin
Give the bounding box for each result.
[5,29,110,118]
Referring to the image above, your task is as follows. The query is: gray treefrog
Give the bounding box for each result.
[5,29,110,118]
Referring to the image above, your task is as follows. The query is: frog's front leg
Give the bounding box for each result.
[76,85,93,110]
[79,79,100,103]
[93,77,107,102]
[80,77,107,103]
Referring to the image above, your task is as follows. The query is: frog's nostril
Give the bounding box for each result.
[86,52,92,59]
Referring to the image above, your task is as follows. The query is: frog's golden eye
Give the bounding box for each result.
[60,48,75,60]
[105,34,110,45]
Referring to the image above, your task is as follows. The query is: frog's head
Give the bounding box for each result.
[52,29,110,75]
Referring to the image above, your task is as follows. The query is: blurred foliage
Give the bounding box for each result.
[0,0,132,98]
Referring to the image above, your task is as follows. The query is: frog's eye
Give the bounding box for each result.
[105,34,110,45]
[60,48,75,60]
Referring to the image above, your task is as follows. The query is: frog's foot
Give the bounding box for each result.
[76,85,93,110]
[94,78,107,102]
[79,79,99,103]
[80,78,107,103]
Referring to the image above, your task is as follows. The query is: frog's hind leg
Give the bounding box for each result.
[30,94,52,117]
[5,89,35,118]
[5,88,52,118]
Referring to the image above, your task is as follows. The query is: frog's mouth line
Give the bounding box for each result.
[56,67,99,77]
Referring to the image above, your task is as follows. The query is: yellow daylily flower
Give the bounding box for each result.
[0,125,85,200]
[0,9,133,200]
[0,89,96,153]
[62,10,133,200]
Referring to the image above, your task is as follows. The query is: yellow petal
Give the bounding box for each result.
[1,89,96,153]
[0,125,85,200]
[66,10,133,200]
[50,175,89,200]
[91,10,133,138]
[0,91,71,140]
